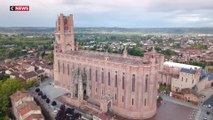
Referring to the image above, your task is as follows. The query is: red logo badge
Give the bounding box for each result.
[10,6,29,11]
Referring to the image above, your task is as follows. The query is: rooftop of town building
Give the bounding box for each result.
[163,61,201,70]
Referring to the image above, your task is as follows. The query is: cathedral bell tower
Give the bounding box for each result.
[55,14,75,53]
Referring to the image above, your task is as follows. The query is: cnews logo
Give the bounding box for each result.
[10,6,29,11]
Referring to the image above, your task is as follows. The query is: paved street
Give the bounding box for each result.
[195,88,213,120]
[160,94,213,120]
[149,94,198,120]
[30,79,213,120]
[194,106,213,120]
[29,78,92,120]
[160,94,198,109]
[29,86,57,120]
[198,87,213,103]
[195,95,213,120]
[29,78,67,119]
[147,100,197,120]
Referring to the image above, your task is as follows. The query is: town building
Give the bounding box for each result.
[160,61,213,92]
[3,58,51,82]
[171,68,201,92]
[53,14,164,119]
[10,91,44,120]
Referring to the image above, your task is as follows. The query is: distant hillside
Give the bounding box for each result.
[75,27,213,34]
[0,27,213,34]
[0,27,54,33]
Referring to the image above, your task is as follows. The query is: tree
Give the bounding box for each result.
[0,78,30,119]
[38,91,43,96]
[35,88,40,93]
[73,113,82,119]
[65,108,74,115]
[40,75,45,81]
[157,96,163,103]
[25,80,37,88]
[0,74,9,81]
[162,49,177,56]
[127,47,144,56]
[43,52,54,61]
[55,110,66,120]
[60,104,66,111]
[46,98,50,104]
[41,94,47,99]
[51,101,57,106]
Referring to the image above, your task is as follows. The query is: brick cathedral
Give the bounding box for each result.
[54,14,164,119]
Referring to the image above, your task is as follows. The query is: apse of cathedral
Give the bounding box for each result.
[54,14,164,119]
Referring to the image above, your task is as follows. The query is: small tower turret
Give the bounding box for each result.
[76,42,79,51]
[152,46,157,53]
[123,46,128,57]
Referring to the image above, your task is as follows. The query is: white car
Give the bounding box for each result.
[207,104,212,108]
[53,110,58,113]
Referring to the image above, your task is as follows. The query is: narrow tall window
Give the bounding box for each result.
[64,18,68,24]
[132,74,135,92]
[186,78,188,83]
[58,60,60,73]
[144,99,146,106]
[89,68,91,80]
[122,96,124,102]
[101,68,104,84]
[122,73,125,89]
[67,64,70,75]
[108,72,111,86]
[72,64,75,69]
[96,69,98,82]
[115,71,118,87]
[145,74,148,92]
[63,63,65,74]
[132,98,134,105]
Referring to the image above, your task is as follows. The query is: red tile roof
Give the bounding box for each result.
[21,71,38,79]
[25,114,43,120]
[10,91,31,102]
[17,101,41,116]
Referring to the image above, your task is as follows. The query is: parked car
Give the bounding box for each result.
[53,110,58,113]
[206,111,210,115]
[207,104,212,108]
[201,95,206,98]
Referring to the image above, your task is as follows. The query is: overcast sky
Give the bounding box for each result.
[1,0,213,27]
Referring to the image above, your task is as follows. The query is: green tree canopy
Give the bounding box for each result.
[127,47,144,57]
[0,78,35,119]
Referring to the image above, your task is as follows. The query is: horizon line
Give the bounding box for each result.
[1,26,213,29]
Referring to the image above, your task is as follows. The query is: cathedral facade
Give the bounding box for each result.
[54,14,164,119]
